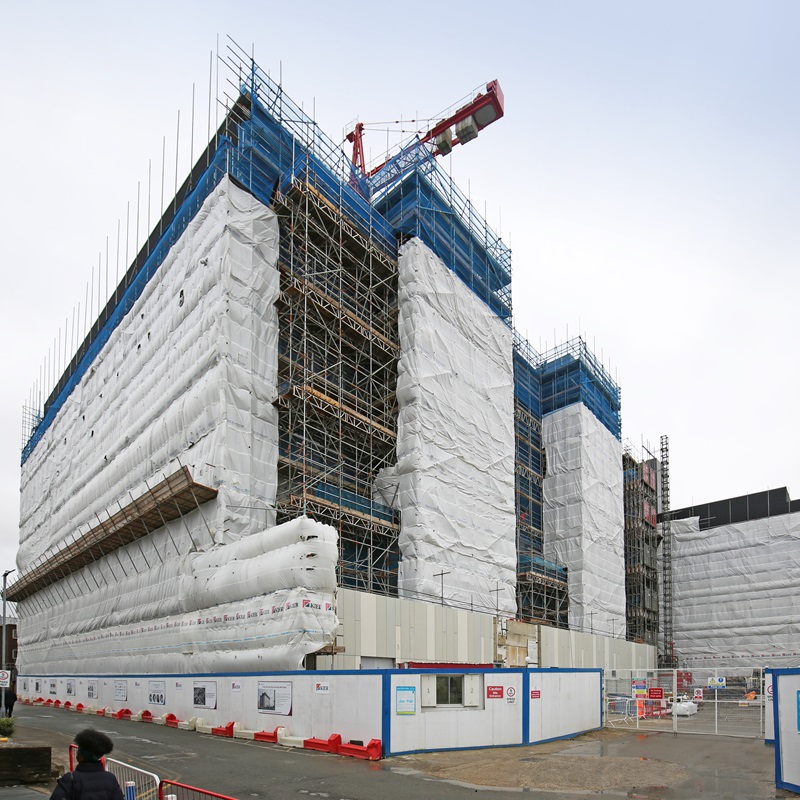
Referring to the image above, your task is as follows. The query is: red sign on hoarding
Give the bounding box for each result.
[487,685,503,699]
[530,690,541,699]
[648,687,664,699]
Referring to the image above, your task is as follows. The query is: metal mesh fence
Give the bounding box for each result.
[68,745,160,800]
[604,667,765,739]
[106,759,161,800]
[67,744,236,800]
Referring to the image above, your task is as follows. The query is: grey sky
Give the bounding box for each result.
[1,1,797,572]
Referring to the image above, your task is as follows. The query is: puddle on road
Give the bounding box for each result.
[627,788,670,799]
[560,733,656,759]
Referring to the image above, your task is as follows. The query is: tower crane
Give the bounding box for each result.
[346,80,505,197]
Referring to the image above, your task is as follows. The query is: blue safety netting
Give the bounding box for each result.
[518,553,567,582]
[375,158,512,322]
[539,344,621,440]
[513,342,544,556]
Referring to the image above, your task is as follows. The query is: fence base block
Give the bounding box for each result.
[277,729,305,748]
[338,739,382,761]
[303,734,341,754]
[254,727,285,743]
[211,721,236,738]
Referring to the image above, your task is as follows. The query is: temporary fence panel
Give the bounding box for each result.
[68,745,160,800]
[106,759,161,800]
[42,671,384,745]
[41,666,601,758]
[529,669,602,744]
[604,668,765,739]
[159,780,239,800]
[388,667,601,755]
[388,669,524,754]
[772,668,800,793]
[765,669,775,743]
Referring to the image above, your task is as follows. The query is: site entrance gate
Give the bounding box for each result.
[604,668,767,739]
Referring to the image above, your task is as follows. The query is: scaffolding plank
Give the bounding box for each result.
[7,467,217,602]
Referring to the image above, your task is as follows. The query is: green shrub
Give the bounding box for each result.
[0,717,15,736]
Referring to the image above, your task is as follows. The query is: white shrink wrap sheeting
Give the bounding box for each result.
[395,238,517,616]
[18,517,339,674]
[18,176,280,569]
[542,404,625,635]
[672,512,800,668]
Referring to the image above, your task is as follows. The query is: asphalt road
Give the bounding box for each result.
[14,705,580,800]
[13,704,783,800]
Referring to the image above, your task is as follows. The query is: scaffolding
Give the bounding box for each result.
[20,42,517,609]
[538,337,621,439]
[7,467,217,603]
[272,162,400,596]
[622,442,659,645]
[517,558,569,627]
[215,48,510,600]
[375,157,512,322]
[659,434,676,666]
[512,334,568,626]
[513,334,543,555]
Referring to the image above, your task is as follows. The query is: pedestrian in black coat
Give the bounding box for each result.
[50,729,124,800]
[2,687,15,717]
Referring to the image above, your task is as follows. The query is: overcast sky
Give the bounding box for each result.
[1,1,797,574]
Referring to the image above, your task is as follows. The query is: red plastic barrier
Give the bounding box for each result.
[44,699,53,706]
[211,721,235,738]
[303,733,341,754]
[164,713,180,728]
[96,708,106,715]
[253,727,282,742]
[53,700,62,708]
[63,701,72,710]
[111,708,132,720]
[75,703,84,712]
[338,739,382,761]
[140,710,154,723]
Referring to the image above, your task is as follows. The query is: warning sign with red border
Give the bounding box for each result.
[487,685,503,699]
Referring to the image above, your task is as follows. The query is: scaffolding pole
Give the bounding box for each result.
[659,434,676,666]
[273,170,401,597]
[622,442,659,645]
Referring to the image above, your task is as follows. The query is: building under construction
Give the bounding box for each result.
[622,442,660,645]
[12,48,656,679]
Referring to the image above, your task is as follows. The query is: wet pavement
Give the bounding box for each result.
[0,791,48,800]
[3,705,795,800]
[384,727,791,798]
